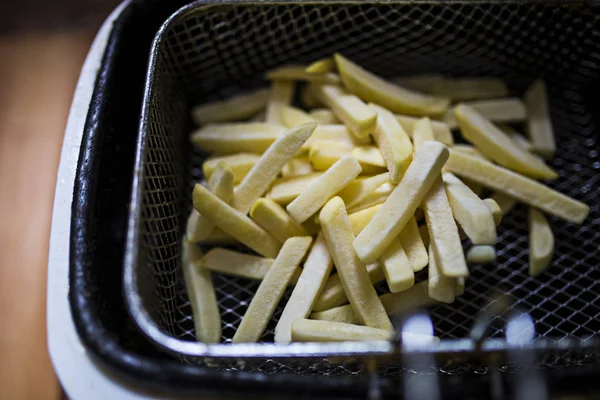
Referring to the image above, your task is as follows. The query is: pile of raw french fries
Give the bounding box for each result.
[182,53,590,345]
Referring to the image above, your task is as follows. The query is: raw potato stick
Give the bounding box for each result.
[313,262,385,312]
[429,78,508,102]
[524,79,556,159]
[352,146,386,167]
[451,144,488,160]
[347,182,394,214]
[466,245,497,263]
[265,65,340,85]
[233,122,317,214]
[338,172,390,208]
[233,237,312,343]
[281,156,313,177]
[423,177,469,278]
[292,319,392,342]
[267,172,323,205]
[529,208,554,276]
[442,172,497,245]
[181,240,221,343]
[395,114,454,146]
[380,238,415,292]
[398,217,429,272]
[191,123,285,154]
[196,228,237,246]
[454,104,557,180]
[287,155,362,223]
[203,153,260,184]
[275,232,334,344]
[306,58,336,74]
[187,162,234,242]
[412,117,435,150]
[335,53,450,116]
[349,204,383,235]
[444,98,527,129]
[499,124,534,152]
[444,150,590,224]
[369,103,414,183]
[490,192,518,216]
[304,124,369,151]
[483,198,503,226]
[354,141,449,264]
[250,198,308,243]
[427,244,456,303]
[309,109,339,124]
[191,89,269,125]
[266,80,294,124]
[320,197,393,330]
[393,74,446,92]
[280,106,317,128]
[309,141,385,174]
[193,184,281,257]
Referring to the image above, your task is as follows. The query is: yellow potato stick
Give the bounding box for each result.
[203,153,261,184]
[288,156,362,223]
[266,80,294,124]
[311,281,436,324]
[187,162,234,242]
[304,124,369,150]
[191,123,285,154]
[442,172,497,245]
[313,262,384,312]
[445,150,590,224]
[498,124,534,152]
[314,84,377,138]
[369,103,414,183]
[265,65,340,85]
[306,58,336,74]
[335,53,450,116]
[529,208,554,276]
[292,319,392,342]
[395,114,454,146]
[267,172,323,205]
[490,192,518,215]
[354,141,449,264]
[320,197,393,330]
[427,244,456,303]
[380,238,415,292]
[423,177,469,278]
[181,240,221,343]
[346,182,394,214]
[309,141,385,174]
[466,245,497,263]
[275,232,334,344]
[250,198,308,243]
[232,237,312,343]
[281,156,313,177]
[280,105,317,128]
[338,172,390,208]
[349,204,383,236]
[444,98,527,129]
[196,228,237,246]
[463,179,485,197]
[191,88,269,125]
[429,78,508,101]
[455,104,557,180]
[399,217,429,272]
[309,109,339,124]
[483,198,503,226]
[193,184,281,257]
[233,122,317,214]
[525,79,556,159]
[393,74,446,92]
[411,117,435,151]
[352,146,386,167]
[451,144,488,160]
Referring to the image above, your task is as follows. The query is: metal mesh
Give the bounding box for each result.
[136,1,600,376]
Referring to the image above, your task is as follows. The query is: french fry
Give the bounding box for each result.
[267,172,323,205]
[187,162,234,241]
[309,141,385,173]
[233,122,317,214]
[181,240,221,343]
[444,98,527,129]
[335,53,450,116]
[524,79,556,159]
[288,155,362,223]
[349,204,383,235]
[309,109,339,124]
[369,103,414,183]
[281,156,313,177]
[313,84,377,138]
[454,277,466,296]
[399,217,429,272]
[442,172,497,245]
[427,78,508,102]
[498,124,534,152]
[411,117,435,150]
[266,65,340,84]
[451,144,488,160]
[483,198,503,226]
[354,141,449,264]
[292,319,392,342]
[393,74,446,92]
[193,184,281,257]
[423,177,469,277]
[529,208,554,276]
[280,106,317,128]
[306,58,336,74]
[427,244,456,303]
[250,198,308,243]
[232,236,312,343]
[191,123,285,154]
[338,172,390,208]
[203,153,260,184]
[304,124,369,150]
[490,192,518,216]
[466,245,496,263]
[454,104,557,180]
[199,248,302,284]
[445,150,589,224]
[320,197,393,330]
[347,182,394,213]
[196,228,237,246]
[380,238,415,292]
[310,281,436,324]
[352,146,386,167]
[395,114,454,146]
[313,262,384,312]
[266,80,294,124]
[191,89,269,125]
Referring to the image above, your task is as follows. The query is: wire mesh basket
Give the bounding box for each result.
[124,0,600,384]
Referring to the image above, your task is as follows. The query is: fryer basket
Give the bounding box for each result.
[125,0,600,381]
